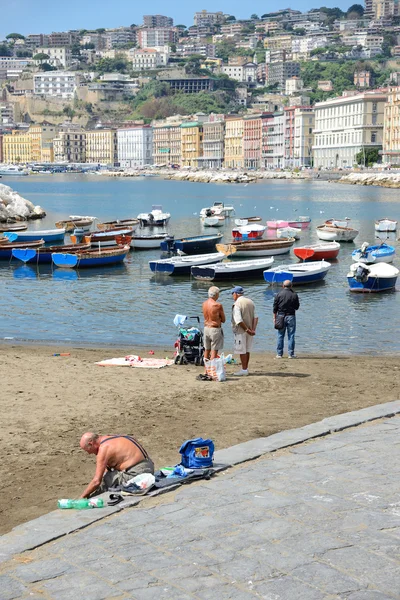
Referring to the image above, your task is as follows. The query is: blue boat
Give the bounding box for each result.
[12,242,92,265]
[160,234,223,255]
[149,251,226,275]
[51,244,129,269]
[263,260,331,285]
[0,240,45,260]
[347,262,399,292]
[352,242,395,264]
[5,228,66,243]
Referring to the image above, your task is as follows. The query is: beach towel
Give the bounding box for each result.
[96,355,174,369]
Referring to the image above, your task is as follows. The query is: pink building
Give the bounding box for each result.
[244,115,262,169]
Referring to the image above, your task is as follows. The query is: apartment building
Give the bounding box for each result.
[0,102,19,126]
[105,29,136,48]
[193,11,225,26]
[285,76,304,96]
[117,126,153,168]
[262,112,285,169]
[36,47,72,68]
[382,87,400,164]
[224,116,244,168]
[3,130,32,163]
[152,123,182,166]
[137,28,177,48]
[81,33,107,50]
[53,130,86,162]
[243,115,262,169]
[264,34,293,51]
[129,48,168,70]
[143,15,173,27]
[33,71,79,98]
[313,90,387,168]
[222,63,257,83]
[199,118,225,169]
[365,0,398,19]
[294,107,314,167]
[86,130,118,165]
[266,61,301,88]
[2,124,57,163]
[180,122,203,167]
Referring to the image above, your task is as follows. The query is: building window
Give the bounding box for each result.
[371,132,377,143]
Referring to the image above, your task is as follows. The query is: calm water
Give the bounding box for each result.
[1,174,399,354]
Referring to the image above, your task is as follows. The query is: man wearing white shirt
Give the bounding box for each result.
[231,286,258,376]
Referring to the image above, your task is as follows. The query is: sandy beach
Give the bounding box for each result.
[1,343,399,535]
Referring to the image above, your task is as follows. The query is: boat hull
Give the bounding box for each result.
[150,253,225,275]
[10,230,66,243]
[218,238,294,257]
[52,247,129,269]
[294,243,340,261]
[161,234,223,255]
[347,275,398,292]
[317,226,358,242]
[263,261,331,285]
[132,235,167,249]
[191,259,274,281]
[0,240,45,260]
[375,220,397,232]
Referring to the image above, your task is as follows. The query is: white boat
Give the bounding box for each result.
[277,227,300,240]
[375,218,397,232]
[264,261,331,285]
[347,262,399,292]
[325,218,351,228]
[212,202,235,217]
[137,205,171,227]
[131,233,168,249]
[201,215,225,227]
[232,224,266,240]
[316,224,359,242]
[0,165,28,176]
[191,257,274,281]
[149,251,228,275]
[6,228,65,243]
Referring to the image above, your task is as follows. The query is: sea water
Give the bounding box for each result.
[1,174,399,354]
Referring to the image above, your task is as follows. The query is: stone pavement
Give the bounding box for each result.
[1,407,400,599]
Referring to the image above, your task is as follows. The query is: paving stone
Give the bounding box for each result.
[128,585,194,600]
[343,592,398,600]
[253,574,330,599]
[0,575,28,600]
[291,562,366,594]
[37,572,122,599]
[9,557,78,583]
[194,583,259,599]
[114,573,159,593]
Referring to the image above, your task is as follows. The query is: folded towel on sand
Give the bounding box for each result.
[96,355,174,369]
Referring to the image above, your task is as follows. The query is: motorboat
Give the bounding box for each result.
[55,216,97,233]
[160,234,223,255]
[347,262,399,292]
[137,205,170,227]
[263,261,331,285]
[316,224,359,242]
[352,242,395,264]
[201,215,225,228]
[5,228,66,243]
[149,251,228,275]
[12,240,92,264]
[375,218,397,232]
[52,244,130,269]
[97,218,139,231]
[216,237,295,258]
[191,257,274,281]
[0,165,28,176]
[294,242,340,262]
[200,202,235,218]
[232,224,266,240]
[131,233,169,250]
[277,227,300,240]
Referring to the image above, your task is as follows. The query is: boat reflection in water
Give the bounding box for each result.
[13,266,38,279]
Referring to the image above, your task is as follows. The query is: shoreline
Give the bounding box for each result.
[1,343,399,534]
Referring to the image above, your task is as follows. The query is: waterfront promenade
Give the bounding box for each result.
[1,402,400,600]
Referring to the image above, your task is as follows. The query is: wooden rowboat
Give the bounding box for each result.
[97,218,139,231]
[294,242,340,261]
[52,244,130,269]
[217,237,294,257]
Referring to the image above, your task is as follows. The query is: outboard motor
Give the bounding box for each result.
[354,264,369,283]
[163,235,175,253]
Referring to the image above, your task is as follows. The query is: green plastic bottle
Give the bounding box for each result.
[58,498,104,509]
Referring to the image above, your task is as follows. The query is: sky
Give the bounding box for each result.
[1,0,352,40]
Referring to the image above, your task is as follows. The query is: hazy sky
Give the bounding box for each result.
[1,0,351,39]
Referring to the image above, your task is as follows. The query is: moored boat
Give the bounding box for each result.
[0,239,45,260]
[277,227,300,240]
[55,216,96,233]
[263,260,331,285]
[268,217,311,230]
[160,234,223,255]
[347,262,399,292]
[294,242,340,261]
[131,233,169,250]
[325,218,351,228]
[137,205,170,227]
[5,228,66,243]
[149,251,228,275]
[201,215,225,227]
[316,224,359,242]
[234,216,262,226]
[97,218,139,231]
[12,240,92,264]
[0,223,28,232]
[212,201,235,217]
[352,242,395,264]
[375,218,397,232]
[232,224,266,240]
[191,257,274,281]
[88,227,134,247]
[52,244,130,269]
[217,237,294,258]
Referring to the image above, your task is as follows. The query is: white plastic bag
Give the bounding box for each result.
[204,353,226,382]
[125,473,155,489]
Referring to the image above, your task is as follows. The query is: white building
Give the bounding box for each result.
[36,47,72,68]
[312,91,387,168]
[129,48,169,70]
[33,71,79,98]
[291,36,328,55]
[117,126,153,168]
[294,107,314,167]
[193,10,225,26]
[105,28,136,48]
[285,76,304,96]
[222,63,257,83]
[137,28,176,48]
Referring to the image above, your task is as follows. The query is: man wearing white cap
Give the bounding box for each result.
[231,286,258,376]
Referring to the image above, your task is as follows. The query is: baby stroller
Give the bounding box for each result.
[174,316,204,366]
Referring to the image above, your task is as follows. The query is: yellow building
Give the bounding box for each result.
[86,129,118,165]
[224,116,244,168]
[180,122,203,167]
[264,34,293,51]
[2,124,57,163]
[152,123,182,166]
[383,86,400,164]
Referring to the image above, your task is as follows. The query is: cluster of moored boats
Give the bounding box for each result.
[0,204,398,292]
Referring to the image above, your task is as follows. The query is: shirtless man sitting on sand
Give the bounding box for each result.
[79,432,154,498]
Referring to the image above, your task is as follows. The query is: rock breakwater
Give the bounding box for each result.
[338,172,400,188]
[0,183,46,222]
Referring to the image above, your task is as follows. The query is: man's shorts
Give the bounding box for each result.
[234,332,253,354]
[204,326,224,351]
[100,458,155,492]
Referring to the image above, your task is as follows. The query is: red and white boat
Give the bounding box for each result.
[294,242,341,261]
[232,224,266,240]
[267,216,311,230]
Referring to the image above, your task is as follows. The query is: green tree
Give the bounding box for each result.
[41,63,56,71]
[346,3,364,17]
[225,15,236,21]
[16,49,32,57]
[0,44,12,56]
[215,39,237,61]
[82,42,95,49]
[96,28,106,33]
[78,29,88,36]
[356,147,380,166]
[33,52,50,63]
[6,33,25,41]
[96,57,129,74]
[250,13,259,19]
[63,106,75,119]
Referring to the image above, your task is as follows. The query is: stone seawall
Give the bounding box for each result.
[338,172,400,188]
[0,183,45,222]
[102,169,314,184]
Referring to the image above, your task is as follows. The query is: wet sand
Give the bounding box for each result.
[1,343,399,534]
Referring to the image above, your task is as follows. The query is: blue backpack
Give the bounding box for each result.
[179,438,214,469]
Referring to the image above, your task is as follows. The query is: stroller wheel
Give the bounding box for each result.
[174,355,180,364]
[179,355,185,365]
[200,357,205,366]
[194,357,199,366]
